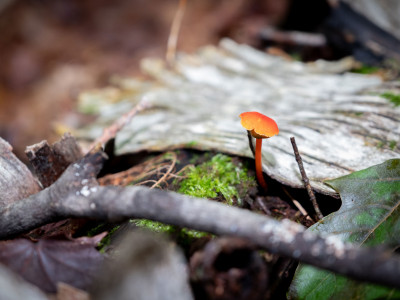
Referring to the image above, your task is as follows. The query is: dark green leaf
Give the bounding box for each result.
[289,159,400,300]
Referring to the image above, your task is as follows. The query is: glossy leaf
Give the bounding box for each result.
[289,159,400,300]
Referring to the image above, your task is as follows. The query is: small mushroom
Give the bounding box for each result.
[239,112,279,191]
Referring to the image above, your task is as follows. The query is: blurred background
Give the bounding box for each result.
[0,0,399,159]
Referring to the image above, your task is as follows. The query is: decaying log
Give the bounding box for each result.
[77,39,399,196]
[1,151,400,289]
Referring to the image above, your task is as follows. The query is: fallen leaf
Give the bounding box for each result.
[288,159,400,299]
[0,233,106,293]
[0,263,47,300]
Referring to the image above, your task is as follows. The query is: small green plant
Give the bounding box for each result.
[177,153,256,205]
[381,92,400,107]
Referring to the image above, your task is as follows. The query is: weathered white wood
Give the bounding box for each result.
[78,39,399,195]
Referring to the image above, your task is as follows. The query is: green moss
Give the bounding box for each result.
[380,92,400,107]
[180,227,209,239]
[93,154,255,250]
[389,140,397,150]
[87,223,107,237]
[376,141,385,149]
[176,228,212,250]
[189,153,200,164]
[132,219,175,233]
[351,65,380,74]
[97,225,120,253]
[185,141,198,147]
[375,140,398,151]
[290,53,302,61]
[177,153,256,205]
[131,219,211,246]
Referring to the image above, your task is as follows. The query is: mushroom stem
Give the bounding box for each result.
[255,138,268,191]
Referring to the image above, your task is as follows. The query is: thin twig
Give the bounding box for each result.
[88,101,150,151]
[290,137,324,220]
[166,0,187,65]
[255,197,271,215]
[98,152,177,187]
[282,187,313,222]
[135,180,158,186]
[151,153,177,189]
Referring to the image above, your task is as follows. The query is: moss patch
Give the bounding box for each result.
[132,219,175,234]
[177,153,256,205]
[96,225,120,253]
[132,219,211,248]
[90,153,256,251]
[375,139,398,151]
[389,140,397,150]
[381,92,400,107]
[351,65,380,74]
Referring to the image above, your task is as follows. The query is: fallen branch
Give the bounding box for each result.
[1,151,400,289]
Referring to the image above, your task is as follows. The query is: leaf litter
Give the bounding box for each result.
[0,233,106,293]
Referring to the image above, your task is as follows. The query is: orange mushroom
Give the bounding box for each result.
[239,112,279,191]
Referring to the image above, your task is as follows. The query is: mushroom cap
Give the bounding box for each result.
[239,111,279,139]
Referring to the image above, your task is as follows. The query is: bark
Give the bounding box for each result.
[1,151,400,289]
[0,137,40,206]
[25,132,82,188]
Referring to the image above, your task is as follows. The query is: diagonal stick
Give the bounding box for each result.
[290,136,323,220]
